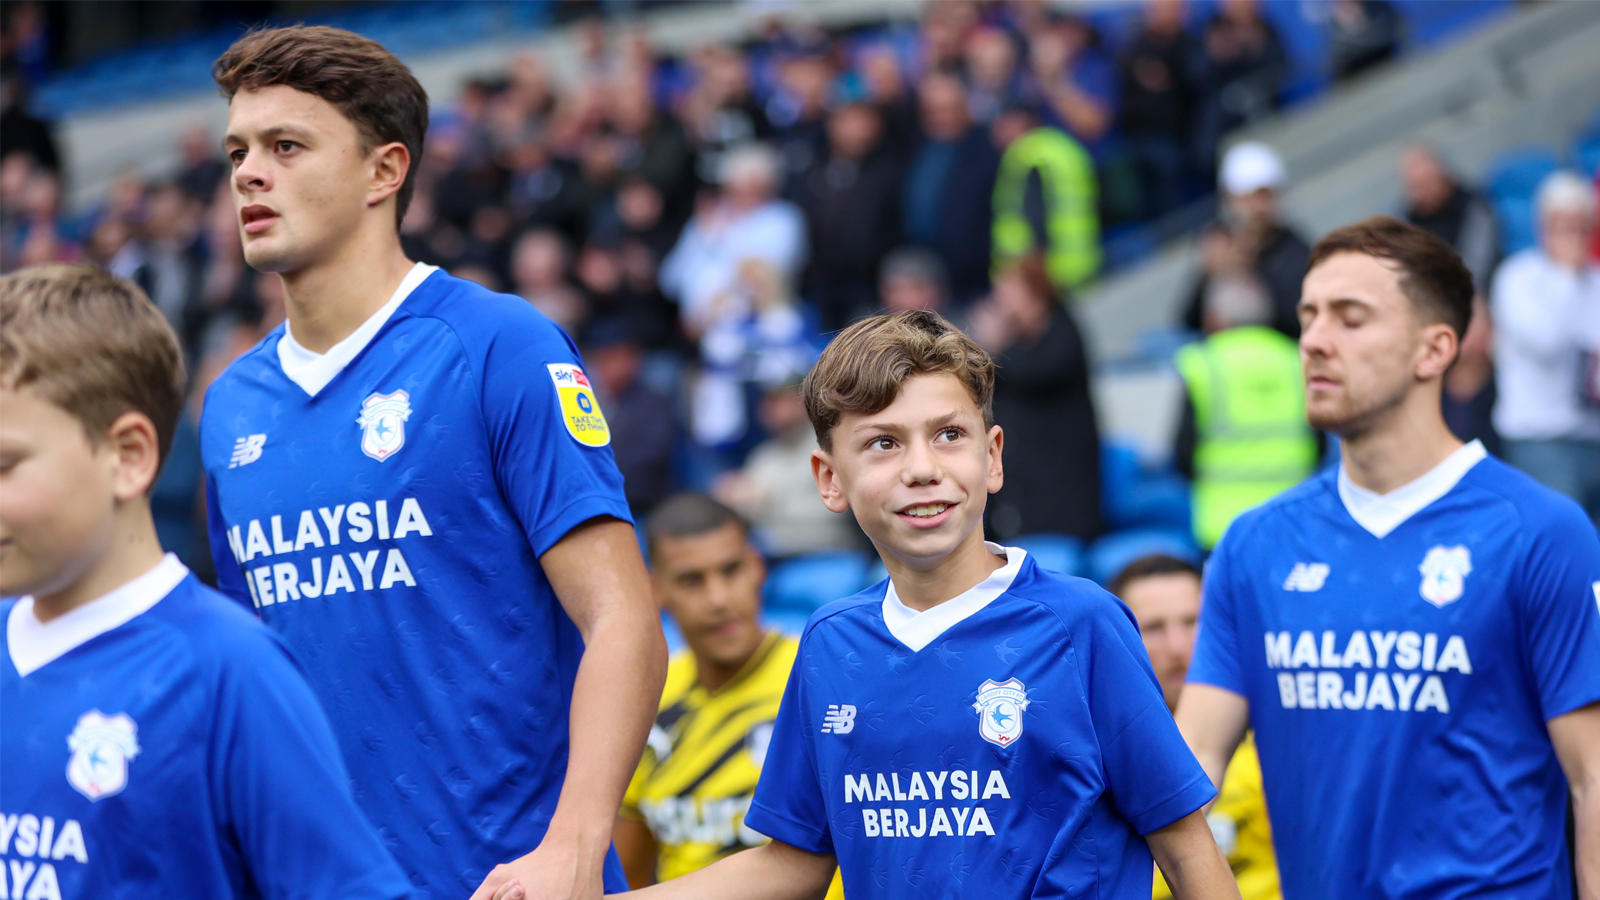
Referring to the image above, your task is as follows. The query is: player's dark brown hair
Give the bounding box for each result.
[0,264,186,474]
[803,310,995,452]
[1308,215,1474,340]
[1108,554,1200,599]
[645,493,751,564]
[213,25,429,227]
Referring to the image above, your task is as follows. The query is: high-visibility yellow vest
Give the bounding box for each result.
[992,127,1101,290]
[1176,326,1317,549]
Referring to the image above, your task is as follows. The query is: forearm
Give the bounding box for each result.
[546,605,668,862]
[609,841,836,900]
[1577,783,1599,900]
[1148,810,1241,900]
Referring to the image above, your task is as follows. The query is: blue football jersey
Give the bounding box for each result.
[200,266,634,897]
[1189,443,1600,899]
[1,556,410,900]
[745,545,1216,900]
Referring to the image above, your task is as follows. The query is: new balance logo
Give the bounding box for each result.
[229,434,267,468]
[1282,563,1330,592]
[821,704,856,735]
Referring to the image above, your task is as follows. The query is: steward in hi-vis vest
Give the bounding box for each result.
[991,118,1101,292]
[1176,326,1318,548]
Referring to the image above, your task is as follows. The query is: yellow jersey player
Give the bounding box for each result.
[1110,556,1280,900]
[616,494,843,899]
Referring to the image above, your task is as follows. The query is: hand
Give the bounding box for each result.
[471,839,604,900]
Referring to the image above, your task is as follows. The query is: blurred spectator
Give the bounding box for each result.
[609,73,698,227]
[660,143,806,335]
[1118,0,1202,220]
[902,71,1000,305]
[576,238,678,350]
[1021,16,1117,158]
[991,105,1100,293]
[1182,142,1309,339]
[1399,145,1499,295]
[798,102,901,332]
[1442,296,1500,457]
[963,27,1022,125]
[715,381,861,559]
[767,53,834,196]
[586,320,677,517]
[1174,247,1318,550]
[175,125,227,200]
[691,259,818,453]
[879,245,950,316]
[857,44,918,167]
[511,228,587,335]
[681,45,773,185]
[1326,0,1402,83]
[0,156,76,272]
[0,68,58,174]
[1491,171,1600,522]
[1108,555,1281,900]
[1192,0,1285,180]
[970,255,1103,542]
[110,180,211,355]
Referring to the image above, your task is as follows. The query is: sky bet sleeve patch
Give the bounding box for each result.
[547,363,611,447]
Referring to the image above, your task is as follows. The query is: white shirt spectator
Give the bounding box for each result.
[1490,248,1600,441]
[659,199,806,332]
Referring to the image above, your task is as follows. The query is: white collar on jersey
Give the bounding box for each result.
[277,261,439,397]
[882,543,1026,652]
[7,554,188,678]
[1337,439,1487,539]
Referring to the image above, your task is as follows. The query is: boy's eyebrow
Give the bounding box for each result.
[847,408,967,435]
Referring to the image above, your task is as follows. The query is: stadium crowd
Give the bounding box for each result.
[1,0,1597,573]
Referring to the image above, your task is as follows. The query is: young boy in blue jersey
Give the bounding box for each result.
[1176,216,1600,899]
[597,311,1238,900]
[0,264,412,900]
[201,27,666,900]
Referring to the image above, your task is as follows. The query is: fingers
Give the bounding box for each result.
[492,881,526,900]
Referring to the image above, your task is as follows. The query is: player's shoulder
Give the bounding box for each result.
[799,581,889,640]
[146,576,300,675]
[1004,554,1139,635]
[1456,454,1597,548]
[398,268,576,356]
[1216,467,1339,553]
[204,324,287,400]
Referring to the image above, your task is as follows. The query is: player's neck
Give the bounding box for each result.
[695,631,771,693]
[882,528,1006,613]
[1339,387,1464,496]
[280,226,414,354]
[32,504,166,624]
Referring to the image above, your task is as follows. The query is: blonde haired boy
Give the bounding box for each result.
[0,264,409,899]
[595,311,1237,900]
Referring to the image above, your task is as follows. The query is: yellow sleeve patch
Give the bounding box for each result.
[547,363,611,447]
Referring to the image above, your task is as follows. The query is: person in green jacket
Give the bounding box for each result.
[991,105,1101,292]
[1174,268,1320,549]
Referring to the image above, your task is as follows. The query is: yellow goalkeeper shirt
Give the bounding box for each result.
[1154,731,1280,900]
[623,633,844,897]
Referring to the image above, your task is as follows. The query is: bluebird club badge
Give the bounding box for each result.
[1419,545,1472,608]
[547,363,610,447]
[66,710,142,801]
[973,678,1029,747]
[357,389,412,461]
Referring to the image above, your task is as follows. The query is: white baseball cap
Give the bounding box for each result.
[1220,141,1287,196]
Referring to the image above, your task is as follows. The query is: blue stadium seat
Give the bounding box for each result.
[1101,442,1194,533]
[1487,149,1562,255]
[1086,528,1200,586]
[1100,441,1144,527]
[764,551,873,613]
[1008,534,1084,577]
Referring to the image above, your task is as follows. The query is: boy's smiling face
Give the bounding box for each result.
[812,372,1003,570]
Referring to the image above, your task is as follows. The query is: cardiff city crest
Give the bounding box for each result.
[66,710,141,801]
[973,678,1029,748]
[357,390,412,462]
[1419,545,1472,608]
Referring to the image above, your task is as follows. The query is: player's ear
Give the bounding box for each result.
[986,424,1004,495]
[812,448,851,514]
[366,141,410,210]
[1415,321,1458,382]
[104,410,161,501]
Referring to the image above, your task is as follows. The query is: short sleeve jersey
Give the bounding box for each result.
[746,545,1216,900]
[623,633,798,881]
[1,556,410,900]
[1189,444,1600,899]
[200,266,633,897]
